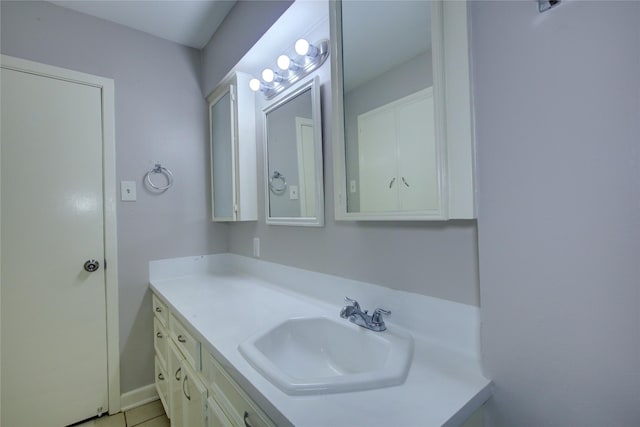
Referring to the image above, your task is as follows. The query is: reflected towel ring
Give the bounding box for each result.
[269,171,287,195]
[145,163,174,191]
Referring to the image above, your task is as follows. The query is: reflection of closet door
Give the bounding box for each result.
[358,108,398,212]
[1,66,109,426]
[396,89,439,211]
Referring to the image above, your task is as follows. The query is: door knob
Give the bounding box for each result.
[84,259,100,272]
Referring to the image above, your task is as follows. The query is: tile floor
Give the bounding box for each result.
[75,400,169,427]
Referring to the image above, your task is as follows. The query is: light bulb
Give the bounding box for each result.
[249,78,261,92]
[277,55,291,71]
[261,68,275,83]
[294,39,310,56]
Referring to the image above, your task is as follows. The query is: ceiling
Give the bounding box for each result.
[48,0,237,49]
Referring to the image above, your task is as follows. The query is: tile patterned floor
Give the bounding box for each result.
[76,400,169,427]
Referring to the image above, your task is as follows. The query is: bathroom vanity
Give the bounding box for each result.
[150,254,491,427]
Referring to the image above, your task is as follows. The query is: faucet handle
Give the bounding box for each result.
[344,296,360,310]
[372,308,391,325]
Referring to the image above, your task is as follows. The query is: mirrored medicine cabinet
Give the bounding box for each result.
[330,0,476,221]
[208,71,257,222]
[263,77,324,227]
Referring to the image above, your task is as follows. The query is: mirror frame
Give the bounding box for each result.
[263,76,324,227]
[330,0,475,221]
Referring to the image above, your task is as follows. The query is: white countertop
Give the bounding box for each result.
[149,254,491,427]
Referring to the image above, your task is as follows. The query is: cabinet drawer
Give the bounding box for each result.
[153,317,169,368]
[152,294,169,327]
[170,313,201,370]
[202,352,275,427]
[155,356,169,416]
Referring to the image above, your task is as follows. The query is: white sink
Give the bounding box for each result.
[238,316,414,395]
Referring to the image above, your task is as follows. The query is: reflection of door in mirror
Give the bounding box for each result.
[341,1,436,213]
[266,88,313,218]
[295,117,316,217]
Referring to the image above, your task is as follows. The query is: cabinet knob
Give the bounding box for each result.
[155,307,162,313]
[156,332,163,338]
[177,335,187,343]
[157,373,164,381]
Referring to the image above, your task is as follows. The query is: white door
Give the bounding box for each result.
[1,67,108,426]
[295,117,316,217]
[358,107,399,212]
[396,90,439,211]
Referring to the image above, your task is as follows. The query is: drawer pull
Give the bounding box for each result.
[182,375,191,401]
[156,332,163,338]
[177,335,187,343]
[244,411,252,427]
[155,306,162,313]
[175,367,182,381]
[157,373,164,381]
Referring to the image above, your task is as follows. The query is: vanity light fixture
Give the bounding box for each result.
[249,78,273,94]
[294,38,319,57]
[277,55,300,72]
[248,38,330,99]
[261,67,283,83]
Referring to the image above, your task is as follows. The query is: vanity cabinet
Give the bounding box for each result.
[208,71,257,222]
[152,291,274,427]
[201,351,275,427]
[153,295,170,416]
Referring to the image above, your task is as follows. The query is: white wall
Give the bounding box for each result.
[0,1,228,393]
[472,1,640,425]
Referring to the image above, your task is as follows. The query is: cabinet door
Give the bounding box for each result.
[396,90,440,212]
[155,357,169,416]
[210,86,236,221]
[181,362,207,427]
[205,396,232,427]
[168,341,184,426]
[358,107,399,212]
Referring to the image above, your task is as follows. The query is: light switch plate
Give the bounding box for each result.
[121,181,136,201]
[289,185,299,200]
[350,180,357,193]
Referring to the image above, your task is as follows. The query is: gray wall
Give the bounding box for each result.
[472,1,640,425]
[0,1,228,393]
[201,0,294,96]
[205,3,480,306]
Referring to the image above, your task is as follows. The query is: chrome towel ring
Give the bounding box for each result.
[269,171,287,195]
[145,163,174,191]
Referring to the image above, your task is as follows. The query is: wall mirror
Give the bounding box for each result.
[331,0,475,221]
[264,76,324,226]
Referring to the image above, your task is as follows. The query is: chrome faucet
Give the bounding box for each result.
[340,297,391,332]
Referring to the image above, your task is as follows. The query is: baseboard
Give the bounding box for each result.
[120,384,159,412]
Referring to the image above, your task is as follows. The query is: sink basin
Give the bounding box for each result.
[238,316,413,395]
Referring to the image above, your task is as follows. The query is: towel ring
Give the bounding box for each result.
[269,171,287,195]
[145,163,174,191]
